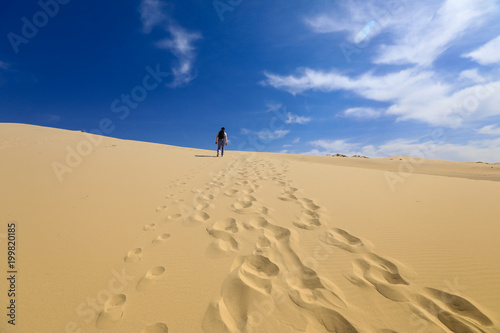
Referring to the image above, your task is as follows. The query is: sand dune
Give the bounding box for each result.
[1,123,499,333]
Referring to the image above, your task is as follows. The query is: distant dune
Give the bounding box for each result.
[1,123,499,333]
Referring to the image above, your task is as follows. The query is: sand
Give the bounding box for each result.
[1,123,499,333]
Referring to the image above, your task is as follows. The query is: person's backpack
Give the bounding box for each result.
[218,130,225,140]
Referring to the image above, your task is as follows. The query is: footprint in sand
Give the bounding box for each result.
[231,199,261,214]
[156,205,167,212]
[206,219,240,257]
[243,216,268,230]
[124,248,143,263]
[278,187,299,201]
[224,189,239,197]
[424,288,493,327]
[301,200,321,211]
[95,294,127,328]
[203,193,215,200]
[352,258,409,303]
[412,294,487,333]
[293,215,321,230]
[191,211,210,223]
[320,228,366,254]
[152,233,171,245]
[365,253,407,284]
[242,194,256,201]
[278,193,298,201]
[206,231,239,257]
[258,218,291,241]
[143,223,156,231]
[242,254,280,279]
[141,322,169,333]
[196,202,209,211]
[137,266,166,292]
[167,213,181,221]
[212,218,238,233]
[256,234,272,249]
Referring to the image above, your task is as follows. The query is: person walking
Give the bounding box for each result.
[215,127,227,157]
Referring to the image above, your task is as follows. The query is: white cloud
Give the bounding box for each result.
[265,103,284,112]
[0,61,9,70]
[309,139,360,153]
[375,138,500,163]
[263,67,440,100]
[306,0,497,67]
[242,128,290,141]
[477,124,500,136]
[458,69,487,83]
[139,0,166,34]
[386,80,500,127]
[343,107,381,119]
[156,26,202,87]
[139,0,201,87]
[263,67,500,127]
[464,35,500,65]
[304,137,500,163]
[286,112,311,124]
[258,129,290,140]
[293,137,300,144]
[305,1,401,43]
[263,68,353,95]
[306,15,346,34]
[373,0,495,66]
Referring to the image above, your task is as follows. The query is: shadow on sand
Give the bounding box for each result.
[195,155,217,158]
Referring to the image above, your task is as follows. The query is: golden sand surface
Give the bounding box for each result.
[1,123,499,333]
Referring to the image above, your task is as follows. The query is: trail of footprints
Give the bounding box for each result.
[94,164,211,331]
[96,154,495,332]
[202,156,360,332]
[200,155,495,333]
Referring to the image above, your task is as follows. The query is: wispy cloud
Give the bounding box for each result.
[458,69,488,84]
[263,67,500,127]
[308,139,359,154]
[477,124,500,136]
[464,35,500,65]
[0,61,9,70]
[304,136,500,162]
[156,26,202,87]
[242,128,290,141]
[305,1,400,43]
[266,0,500,129]
[306,0,497,67]
[139,0,166,33]
[374,0,495,66]
[343,107,381,119]
[139,0,202,87]
[258,129,290,140]
[263,68,355,95]
[286,112,311,124]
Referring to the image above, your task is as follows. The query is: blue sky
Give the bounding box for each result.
[1,0,500,161]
